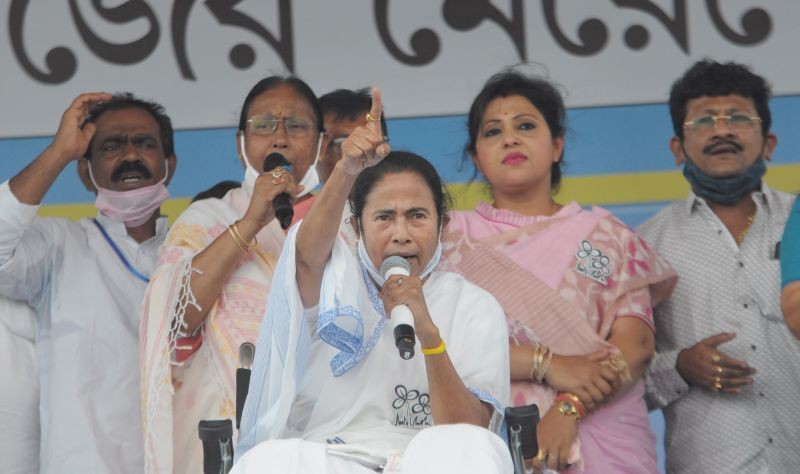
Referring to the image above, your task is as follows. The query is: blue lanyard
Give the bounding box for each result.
[92,219,151,283]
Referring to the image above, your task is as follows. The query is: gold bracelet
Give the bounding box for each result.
[230,222,255,248]
[537,347,553,383]
[529,346,538,382]
[530,345,551,383]
[529,346,540,383]
[421,339,446,356]
[227,226,249,253]
[229,222,257,252]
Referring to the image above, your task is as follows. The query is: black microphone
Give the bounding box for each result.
[380,256,415,359]
[263,153,293,229]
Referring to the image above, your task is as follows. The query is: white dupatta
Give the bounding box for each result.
[236,224,387,459]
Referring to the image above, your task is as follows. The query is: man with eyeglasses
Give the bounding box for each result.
[308,88,390,252]
[638,60,799,473]
[0,92,177,473]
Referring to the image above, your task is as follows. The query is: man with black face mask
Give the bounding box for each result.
[638,61,800,473]
[0,92,177,473]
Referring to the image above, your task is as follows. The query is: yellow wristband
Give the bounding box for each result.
[421,339,446,356]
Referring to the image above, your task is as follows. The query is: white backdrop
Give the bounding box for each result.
[2,0,798,138]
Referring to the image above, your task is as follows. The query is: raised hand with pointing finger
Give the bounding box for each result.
[339,87,391,176]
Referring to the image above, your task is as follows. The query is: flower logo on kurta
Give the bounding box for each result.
[412,394,431,416]
[392,384,432,427]
[393,385,420,409]
[575,240,610,285]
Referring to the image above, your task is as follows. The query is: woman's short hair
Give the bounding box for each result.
[349,151,452,228]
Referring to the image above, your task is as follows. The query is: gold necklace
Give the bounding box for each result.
[735,213,756,245]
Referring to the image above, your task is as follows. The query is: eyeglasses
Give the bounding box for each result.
[247,116,316,137]
[683,114,762,133]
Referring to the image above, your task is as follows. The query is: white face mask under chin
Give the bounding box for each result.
[239,133,322,199]
[356,235,443,287]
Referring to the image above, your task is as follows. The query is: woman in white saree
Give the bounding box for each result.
[234,89,512,473]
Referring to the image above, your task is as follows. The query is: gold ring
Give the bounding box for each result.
[716,365,723,375]
[711,353,721,363]
[713,376,722,391]
[536,449,547,462]
[271,169,283,179]
[366,112,380,122]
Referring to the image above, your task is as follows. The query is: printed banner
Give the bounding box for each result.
[2,0,797,137]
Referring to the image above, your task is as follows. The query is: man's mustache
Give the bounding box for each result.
[110,161,152,182]
[703,139,743,154]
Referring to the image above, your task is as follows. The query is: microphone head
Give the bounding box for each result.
[239,342,255,369]
[263,152,291,172]
[380,255,411,278]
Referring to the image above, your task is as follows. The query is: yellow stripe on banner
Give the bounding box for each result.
[448,163,800,210]
[37,163,800,219]
[37,198,193,223]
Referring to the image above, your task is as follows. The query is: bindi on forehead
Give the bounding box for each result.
[250,86,314,118]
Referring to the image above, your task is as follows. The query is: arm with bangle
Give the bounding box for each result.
[180,167,300,334]
[511,344,621,413]
[180,218,262,334]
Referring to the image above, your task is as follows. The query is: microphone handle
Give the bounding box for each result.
[391,304,414,329]
[235,368,251,430]
[392,304,415,359]
[272,193,293,229]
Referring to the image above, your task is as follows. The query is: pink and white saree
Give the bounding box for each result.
[442,202,676,473]
[140,189,312,473]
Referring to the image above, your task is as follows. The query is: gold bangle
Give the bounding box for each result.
[529,346,540,382]
[530,345,551,383]
[230,222,253,247]
[537,347,553,382]
[227,226,249,253]
[230,222,257,252]
[421,339,446,356]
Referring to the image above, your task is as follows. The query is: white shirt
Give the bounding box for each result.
[0,296,39,474]
[638,185,800,474]
[0,180,167,474]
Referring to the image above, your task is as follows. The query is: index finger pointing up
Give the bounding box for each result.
[366,87,383,132]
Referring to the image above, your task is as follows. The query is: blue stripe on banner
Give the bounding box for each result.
[2,95,799,208]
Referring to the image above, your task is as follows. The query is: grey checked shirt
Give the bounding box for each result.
[638,184,800,473]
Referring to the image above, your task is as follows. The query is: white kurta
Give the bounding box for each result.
[0,296,39,474]
[237,225,511,468]
[0,180,167,474]
[286,270,509,456]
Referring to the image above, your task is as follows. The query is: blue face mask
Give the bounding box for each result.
[681,151,766,206]
[357,234,443,287]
